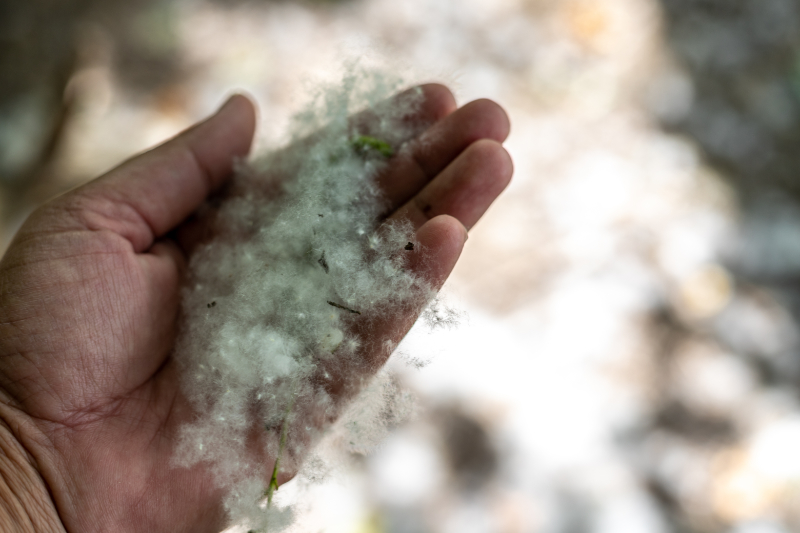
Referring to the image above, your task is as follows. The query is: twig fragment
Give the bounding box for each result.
[327,300,361,314]
[318,251,329,273]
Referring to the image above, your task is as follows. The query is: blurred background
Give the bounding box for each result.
[3,0,800,531]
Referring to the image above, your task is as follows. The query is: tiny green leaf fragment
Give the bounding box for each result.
[265,390,296,509]
[351,135,394,158]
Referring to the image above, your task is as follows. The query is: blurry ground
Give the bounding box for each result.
[3,0,800,532]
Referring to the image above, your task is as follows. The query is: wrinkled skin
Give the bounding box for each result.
[0,86,512,532]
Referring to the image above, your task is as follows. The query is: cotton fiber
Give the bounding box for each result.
[172,67,447,531]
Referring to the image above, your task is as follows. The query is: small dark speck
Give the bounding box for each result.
[207,301,217,308]
[318,251,329,273]
[318,214,324,217]
[405,242,414,251]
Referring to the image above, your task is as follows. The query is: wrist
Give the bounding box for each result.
[0,418,66,532]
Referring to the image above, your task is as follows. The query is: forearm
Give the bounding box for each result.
[0,420,66,533]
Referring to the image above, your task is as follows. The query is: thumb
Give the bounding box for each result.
[56,94,257,253]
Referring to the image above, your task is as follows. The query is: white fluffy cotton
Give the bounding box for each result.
[172,67,441,530]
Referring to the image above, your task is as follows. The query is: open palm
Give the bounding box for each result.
[0,86,511,533]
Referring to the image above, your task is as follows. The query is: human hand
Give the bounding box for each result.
[0,85,511,532]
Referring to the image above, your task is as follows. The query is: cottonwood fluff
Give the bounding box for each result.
[172,66,456,531]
